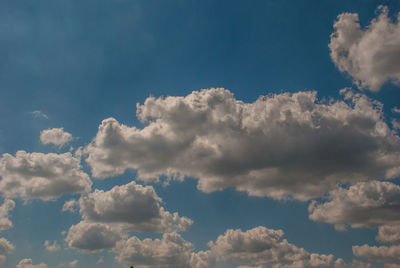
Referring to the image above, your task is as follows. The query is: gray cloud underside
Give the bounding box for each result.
[85,88,400,201]
[329,7,400,91]
[0,151,92,201]
[309,180,400,230]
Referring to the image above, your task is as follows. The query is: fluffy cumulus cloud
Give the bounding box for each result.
[353,244,400,264]
[44,240,61,252]
[16,259,48,268]
[85,88,400,201]
[377,225,400,244]
[0,151,92,201]
[329,6,400,91]
[113,232,194,267]
[0,199,15,231]
[308,181,400,230]
[78,181,192,232]
[208,226,308,266]
[40,128,73,148]
[0,237,15,262]
[65,221,122,253]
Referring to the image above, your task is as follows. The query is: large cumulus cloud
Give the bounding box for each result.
[0,151,92,201]
[329,6,400,91]
[85,88,400,201]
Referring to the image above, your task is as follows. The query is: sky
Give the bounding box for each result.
[0,0,400,267]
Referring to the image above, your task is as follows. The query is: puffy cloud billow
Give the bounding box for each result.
[0,199,15,231]
[78,181,192,232]
[40,128,73,148]
[16,259,48,268]
[65,221,122,253]
[85,88,400,201]
[329,6,400,91]
[0,151,92,201]
[308,181,400,230]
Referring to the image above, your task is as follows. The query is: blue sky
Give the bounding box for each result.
[1,0,400,267]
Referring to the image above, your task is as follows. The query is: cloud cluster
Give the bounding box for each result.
[0,237,15,263]
[112,226,360,268]
[329,6,400,91]
[40,128,73,148]
[308,181,400,230]
[85,88,400,201]
[65,182,192,252]
[377,225,400,244]
[16,259,48,268]
[0,151,92,201]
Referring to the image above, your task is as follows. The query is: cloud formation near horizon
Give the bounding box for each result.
[86,88,400,201]
[329,7,400,91]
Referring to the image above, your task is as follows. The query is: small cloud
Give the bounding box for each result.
[97,257,104,264]
[44,240,61,252]
[62,199,78,213]
[69,260,78,268]
[392,107,400,114]
[30,110,49,120]
[40,128,73,148]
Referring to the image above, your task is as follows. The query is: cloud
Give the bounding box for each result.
[78,181,192,232]
[62,199,78,213]
[113,232,194,267]
[329,6,400,91]
[40,128,73,148]
[353,244,400,264]
[271,258,372,268]
[0,199,15,231]
[208,226,308,265]
[0,237,15,255]
[377,225,400,244]
[0,151,92,201]
[30,110,49,120]
[85,88,400,201]
[44,240,61,252]
[65,221,122,253]
[16,259,48,268]
[69,260,78,268]
[393,107,400,114]
[308,181,400,230]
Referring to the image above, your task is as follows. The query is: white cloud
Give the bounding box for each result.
[0,199,15,231]
[78,181,192,232]
[208,226,308,266]
[44,240,61,252]
[271,257,372,268]
[393,107,400,114]
[377,225,400,244]
[353,244,400,264]
[308,181,400,230]
[190,250,217,268]
[0,151,92,201]
[16,259,48,268]
[69,260,78,268]
[30,110,49,120]
[65,221,122,253]
[40,128,73,148]
[329,6,400,91]
[113,232,194,267]
[0,237,15,255]
[62,199,78,213]
[85,88,400,201]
